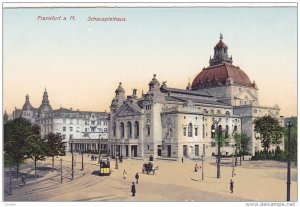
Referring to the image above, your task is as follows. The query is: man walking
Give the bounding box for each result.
[230,179,234,193]
[181,157,184,163]
[135,173,139,184]
[123,170,127,179]
[131,182,136,196]
[22,175,26,186]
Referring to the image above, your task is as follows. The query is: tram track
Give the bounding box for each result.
[6,162,109,201]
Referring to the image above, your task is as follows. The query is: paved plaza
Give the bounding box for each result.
[3,153,298,202]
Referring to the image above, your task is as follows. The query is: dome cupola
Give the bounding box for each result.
[22,94,33,111]
[115,82,125,95]
[191,34,255,90]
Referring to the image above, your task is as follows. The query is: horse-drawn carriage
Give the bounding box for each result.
[142,162,159,175]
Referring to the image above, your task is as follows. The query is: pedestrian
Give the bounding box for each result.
[230,179,234,193]
[131,182,136,196]
[182,157,184,163]
[22,175,26,186]
[135,172,139,184]
[194,164,198,172]
[91,155,94,161]
[123,170,127,179]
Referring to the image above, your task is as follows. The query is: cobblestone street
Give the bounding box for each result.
[3,153,298,202]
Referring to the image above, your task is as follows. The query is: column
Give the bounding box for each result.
[128,145,131,158]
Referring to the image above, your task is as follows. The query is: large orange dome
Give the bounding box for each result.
[191,64,254,89]
[191,34,256,90]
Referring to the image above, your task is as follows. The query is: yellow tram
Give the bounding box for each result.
[99,159,111,176]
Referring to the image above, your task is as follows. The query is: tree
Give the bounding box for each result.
[233,132,250,163]
[4,118,39,178]
[254,115,283,152]
[44,133,66,172]
[284,117,297,165]
[25,134,47,177]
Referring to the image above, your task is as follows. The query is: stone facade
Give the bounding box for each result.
[109,77,241,159]
[12,89,109,152]
[109,35,284,159]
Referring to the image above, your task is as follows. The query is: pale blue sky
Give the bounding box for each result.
[3,6,297,116]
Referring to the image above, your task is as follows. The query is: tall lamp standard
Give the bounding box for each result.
[98,129,104,164]
[81,148,84,171]
[286,121,292,201]
[201,154,204,181]
[212,120,221,178]
[70,138,74,180]
[232,144,236,177]
[60,158,63,183]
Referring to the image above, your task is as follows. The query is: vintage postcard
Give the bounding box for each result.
[2,2,298,206]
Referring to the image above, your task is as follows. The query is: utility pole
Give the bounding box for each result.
[71,141,74,180]
[201,154,204,181]
[60,158,63,183]
[81,149,84,171]
[286,121,292,201]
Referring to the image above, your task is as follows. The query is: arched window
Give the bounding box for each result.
[225,111,230,116]
[188,123,193,137]
[210,109,214,114]
[218,125,222,136]
[211,125,215,138]
[134,121,139,138]
[225,125,229,138]
[113,122,116,137]
[147,126,150,136]
[120,122,124,138]
[234,125,237,133]
[127,122,132,138]
[203,109,208,114]
[217,110,221,114]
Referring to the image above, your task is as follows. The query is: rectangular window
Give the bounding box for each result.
[91,128,95,132]
[70,134,73,139]
[76,127,80,132]
[183,127,186,136]
[195,145,199,156]
[97,120,101,125]
[147,145,150,150]
[195,128,198,136]
[70,127,73,132]
[70,119,73,124]
[104,128,108,133]
[91,121,95,125]
[63,126,66,132]
[85,128,88,132]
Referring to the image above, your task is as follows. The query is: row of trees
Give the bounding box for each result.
[253,115,297,163]
[4,117,66,178]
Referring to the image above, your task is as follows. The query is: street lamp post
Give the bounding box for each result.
[81,149,84,171]
[235,144,237,172]
[286,121,292,201]
[98,129,104,164]
[71,139,74,180]
[201,154,204,181]
[60,158,63,183]
[212,120,221,178]
[232,144,236,177]
[9,164,12,195]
